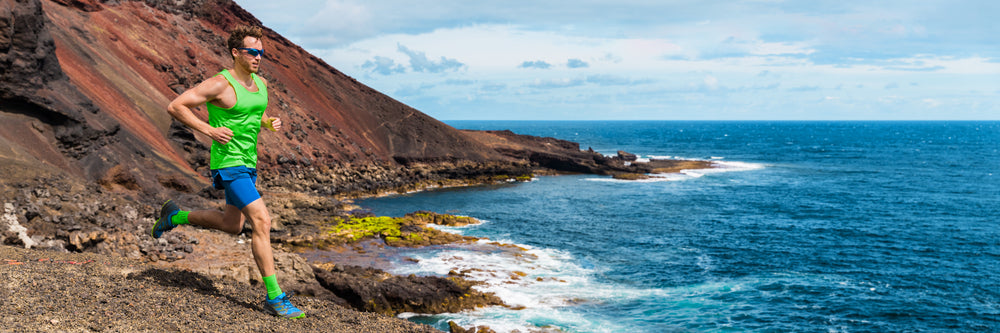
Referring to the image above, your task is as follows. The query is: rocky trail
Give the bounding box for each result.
[0,244,440,332]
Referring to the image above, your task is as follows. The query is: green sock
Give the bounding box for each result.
[171,211,190,225]
[263,274,283,300]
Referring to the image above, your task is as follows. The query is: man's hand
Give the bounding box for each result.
[264,117,281,132]
[207,126,234,144]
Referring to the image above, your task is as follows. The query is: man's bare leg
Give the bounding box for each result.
[240,198,301,318]
[151,197,301,317]
[185,202,272,277]
[153,200,243,239]
[241,198,275,278]
[187,205,245,235]
[172,201,272,276]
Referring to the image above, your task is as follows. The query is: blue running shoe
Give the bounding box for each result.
[266,292,305,319]
[150,199,179,239]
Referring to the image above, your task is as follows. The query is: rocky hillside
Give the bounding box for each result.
[1,0,520,197]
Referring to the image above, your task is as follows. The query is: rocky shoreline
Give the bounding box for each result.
[0,149,718,332]
[0,156,718,332]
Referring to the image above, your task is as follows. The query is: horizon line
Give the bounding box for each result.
[441,119,1000,122]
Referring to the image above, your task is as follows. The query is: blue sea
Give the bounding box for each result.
[356,121,999,332]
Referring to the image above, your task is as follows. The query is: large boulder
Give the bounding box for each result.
[617,150,638,161]
[313,264,505,315]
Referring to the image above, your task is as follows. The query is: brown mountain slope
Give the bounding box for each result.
[1,0,511,194]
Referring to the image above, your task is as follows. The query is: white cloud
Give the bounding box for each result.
[361,56,405,75]
[528,78,586,89]
[519,60,552,69]
[586,74,646,86]
[567,59,589,68]
[235,0,999,120]
[789,85,821,92]
[751,41,816,56]
[397,44,466,73]
[703,75,719,90]
[297,0,374,45]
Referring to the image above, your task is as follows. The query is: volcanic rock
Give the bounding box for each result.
[449,321,497,333]
[612,173,651,180]
[461,129,643,175]
[617,150,638,161]
[313,264,506,316]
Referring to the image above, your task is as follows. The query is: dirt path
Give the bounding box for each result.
[0,245,439,332]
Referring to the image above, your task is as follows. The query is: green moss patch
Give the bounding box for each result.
[316,211,482,248]
[328,216,403,242]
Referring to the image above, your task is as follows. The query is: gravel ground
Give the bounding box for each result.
[0,245,441,332]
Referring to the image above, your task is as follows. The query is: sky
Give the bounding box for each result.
[234,0,998,120]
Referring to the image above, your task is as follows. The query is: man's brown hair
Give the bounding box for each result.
[227,25,264,55]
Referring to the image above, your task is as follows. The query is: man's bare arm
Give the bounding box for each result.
[167,76,234,144]
[256,77,281,132]
[262,112,281,132]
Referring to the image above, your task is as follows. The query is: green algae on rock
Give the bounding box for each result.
[321,211,482,248]
[329,216,404,242]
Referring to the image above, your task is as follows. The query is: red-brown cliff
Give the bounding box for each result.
[2,0,515,195]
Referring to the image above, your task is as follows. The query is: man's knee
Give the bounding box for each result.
[249,213,271,233]
[243,200,271,234]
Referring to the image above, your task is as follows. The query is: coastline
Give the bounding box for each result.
[0,158,720,332]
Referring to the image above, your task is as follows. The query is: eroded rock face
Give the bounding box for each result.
[313,264,506,315]
[462,129,641,175]
[1,0,64,95]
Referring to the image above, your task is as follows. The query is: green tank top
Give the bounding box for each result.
[207,69,268,169]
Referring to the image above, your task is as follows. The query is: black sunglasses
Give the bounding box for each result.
[237,47,265,58]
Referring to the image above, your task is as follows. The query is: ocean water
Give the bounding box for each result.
[357,121,1000,332]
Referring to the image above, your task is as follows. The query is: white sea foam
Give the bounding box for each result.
[669,160,765,178]
[392,238,843,332]
[585,158,765,183]
[395,223,861,332]
[647,155,676,160]
[389,234,653,332]
[706,160,766,173]
[392,239,592,306]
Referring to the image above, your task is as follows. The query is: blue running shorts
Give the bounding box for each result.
[210,166,261,210]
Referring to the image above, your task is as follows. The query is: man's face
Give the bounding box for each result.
[233,36,264,73]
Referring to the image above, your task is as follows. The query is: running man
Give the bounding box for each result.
[151,25,304,319]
